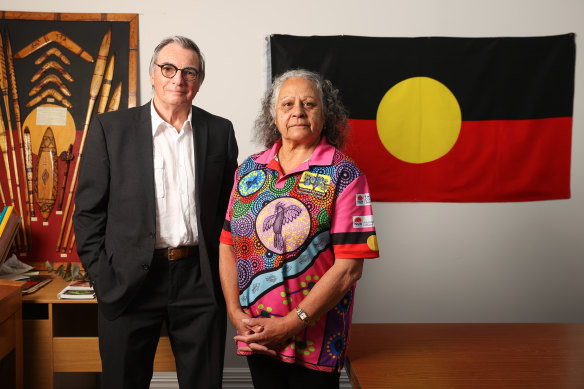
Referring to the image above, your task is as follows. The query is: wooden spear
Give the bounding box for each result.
[68,234,75,254]
[96,53,115,114]
[0,109,21,248]
[57,144,74,211]
[23,127,34,217]
[0,167,5,205]
[0,105,15,208]
[56,27,111,252]
[0,32,27,250]
[0,110,14,208]
[64,52,115,253]
[107,82,122,112]
[6,34,33,246]
[0,174,5,205]
[63,204,75,252]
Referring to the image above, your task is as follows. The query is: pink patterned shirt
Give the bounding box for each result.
[221,137,379,372]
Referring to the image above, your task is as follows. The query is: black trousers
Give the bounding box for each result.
[247,354,340,389]
[98,250,226,389]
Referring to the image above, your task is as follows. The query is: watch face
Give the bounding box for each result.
[299,312,308,320]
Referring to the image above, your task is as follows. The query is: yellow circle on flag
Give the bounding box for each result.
[376,77,462,164]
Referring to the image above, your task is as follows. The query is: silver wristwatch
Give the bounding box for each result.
[295,306,311,325]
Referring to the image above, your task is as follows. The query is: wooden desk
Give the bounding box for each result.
[0,280,25,389]
[346,323,584,388]
[22,273,175,389]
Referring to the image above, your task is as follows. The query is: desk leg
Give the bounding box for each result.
[15,308,23,389]
[23,319,53,389]
[345,359,361,389]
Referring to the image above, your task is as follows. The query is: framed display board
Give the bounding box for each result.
[0,11,138,265]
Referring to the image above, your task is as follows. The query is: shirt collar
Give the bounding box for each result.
[150,100,193,136]
[310,136,336,165]
[257,136,336,167]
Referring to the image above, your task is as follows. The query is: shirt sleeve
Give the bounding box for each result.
[330,174,380,259]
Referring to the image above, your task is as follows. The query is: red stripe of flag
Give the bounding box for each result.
[346,117,571,202]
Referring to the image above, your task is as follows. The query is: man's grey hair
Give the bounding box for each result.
[149,36,205,82]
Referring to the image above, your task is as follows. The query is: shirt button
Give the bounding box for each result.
[142,264,150,271]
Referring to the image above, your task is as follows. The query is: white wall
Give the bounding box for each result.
[3,0,582,326]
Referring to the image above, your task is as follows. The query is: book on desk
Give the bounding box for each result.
[1,205,57,295]
[0,205,21,266]
[58,280,96,299]
[22,274,53,294]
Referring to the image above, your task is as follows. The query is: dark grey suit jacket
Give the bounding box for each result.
[73,102,238,320]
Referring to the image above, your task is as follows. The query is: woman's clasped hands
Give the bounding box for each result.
[234,313,302,357]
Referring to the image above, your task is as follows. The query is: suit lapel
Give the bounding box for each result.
[189,106,216,298]
[191,106,208,205]
[137,103,156,221]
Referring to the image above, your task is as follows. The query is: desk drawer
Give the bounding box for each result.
[53,337,101,372]
[53,336,176,372]
[0,316,16,360]
[24,319,52,388]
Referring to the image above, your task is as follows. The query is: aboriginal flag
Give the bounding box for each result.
[270,34,575,202]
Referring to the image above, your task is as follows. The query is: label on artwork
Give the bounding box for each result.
[36,106,67,126]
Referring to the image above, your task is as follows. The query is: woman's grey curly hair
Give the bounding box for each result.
[254,69,349,149]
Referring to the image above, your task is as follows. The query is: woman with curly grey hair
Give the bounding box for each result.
[254,69,350,149]
[219,69,380,388]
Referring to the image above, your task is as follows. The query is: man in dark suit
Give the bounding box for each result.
[73,36,238,389]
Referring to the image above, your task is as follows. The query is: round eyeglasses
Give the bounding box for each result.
[155,63,199,82]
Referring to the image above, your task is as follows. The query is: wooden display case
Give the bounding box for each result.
[22,273,175,389]
[0,280,25,389]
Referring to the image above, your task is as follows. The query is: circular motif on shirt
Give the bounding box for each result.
[332,150,344,165]
[237,236,253,259]
[316,207,331,230]
[250,253,264,272]
[232,213,255,237]
[238,157,257,176]
[334,161,360,192]
[262,251,276,269]
[239,170,266,197]
[268,175,296,195]
[336,290,352,313]
[237,259,254,289]
[232,199,253,219]
[251,191,277,216]
[256,197,310,255]
[312,165,335,179]
[326,332,345,358]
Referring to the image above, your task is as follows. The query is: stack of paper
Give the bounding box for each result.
[58,280,95,299]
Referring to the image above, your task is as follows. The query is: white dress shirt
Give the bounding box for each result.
[151,101,198,248]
